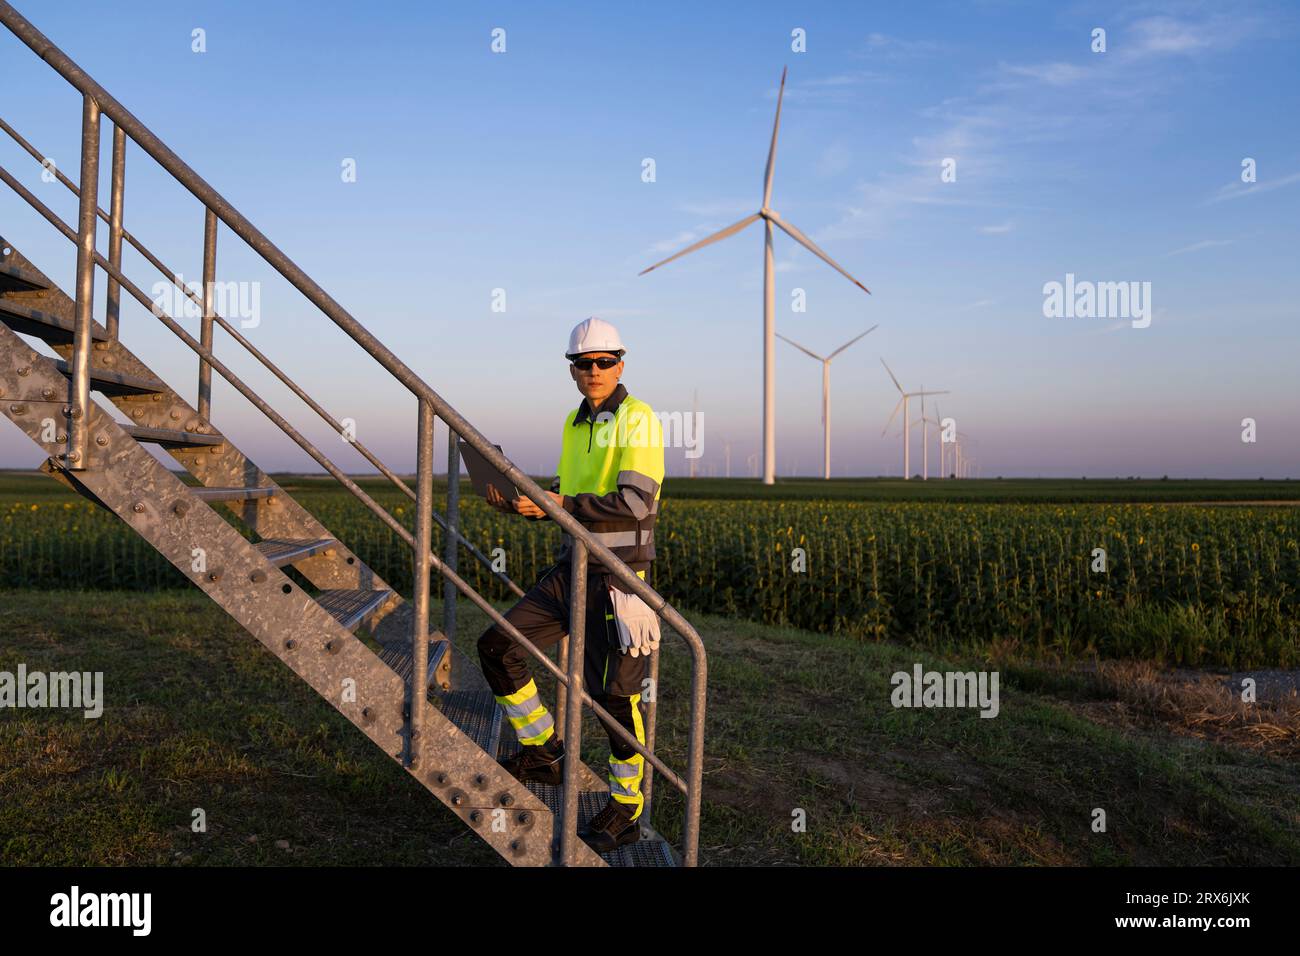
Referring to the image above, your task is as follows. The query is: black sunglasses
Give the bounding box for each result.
[571,356,621,371]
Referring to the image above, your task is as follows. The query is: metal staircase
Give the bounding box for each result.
[0,1,706,867]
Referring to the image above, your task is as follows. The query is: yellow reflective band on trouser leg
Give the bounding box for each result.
[495,677,555,746]
[608,693,647,821]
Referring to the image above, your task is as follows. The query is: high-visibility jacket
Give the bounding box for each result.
[533,383,664,579]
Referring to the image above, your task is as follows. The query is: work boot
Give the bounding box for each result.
[499,736,565,785]
[579,796,641,852]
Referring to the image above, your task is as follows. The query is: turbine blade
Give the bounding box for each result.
[639,213,761,276]
[880,357,903,394]
[912,389,950,397]
[776,331,824,362]
[763,66,787,210]
[768,212,871,294]
[882,396,903,436]
[827,324,878,360]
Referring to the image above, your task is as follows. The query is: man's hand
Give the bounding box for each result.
[514,490,562,518]
[485,484,517,514]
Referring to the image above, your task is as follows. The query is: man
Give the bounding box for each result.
[477,316,665,853]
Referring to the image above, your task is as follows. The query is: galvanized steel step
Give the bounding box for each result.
[122,424,223,447]
[0,261,49,293]
[53,357,166,396]
[0,299,105,345]
[254,537,335,567]
[438,687,504,756]
[378,637,452,694]
[315,588,391,632]
[190,485,277,502]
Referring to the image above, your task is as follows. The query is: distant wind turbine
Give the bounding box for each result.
[776,325,877,479]
[881,360,948,480]
[915,403,943,482]
[639,67,872,487]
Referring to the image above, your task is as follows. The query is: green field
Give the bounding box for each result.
[3,590,1297,866]
[3,472,1297,668]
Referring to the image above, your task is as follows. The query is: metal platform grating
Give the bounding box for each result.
[315,588,390,632]
[439,688,503,756]
[255,537,333,566]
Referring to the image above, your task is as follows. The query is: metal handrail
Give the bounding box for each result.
[0,0,706,866]
[0,114,525,600]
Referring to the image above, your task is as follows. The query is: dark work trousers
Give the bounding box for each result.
[477,560,649,760]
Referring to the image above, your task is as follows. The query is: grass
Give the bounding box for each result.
[3,589,1297,866]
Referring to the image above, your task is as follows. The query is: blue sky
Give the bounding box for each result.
[2,0,1297,477]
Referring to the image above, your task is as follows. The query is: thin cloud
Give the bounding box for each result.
[1208,170,1300,203]
[1000,61,1090,86]
[979,221,1014,235]
[1165,238,1236,256]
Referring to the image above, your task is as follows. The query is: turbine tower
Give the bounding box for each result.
[639,67,872,486]
[776,325,877,479]
[881,359,948,480]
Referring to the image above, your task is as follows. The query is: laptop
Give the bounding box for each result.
[457,440,521,504]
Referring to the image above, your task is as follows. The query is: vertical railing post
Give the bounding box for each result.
[410,399,435,769]
[68,93,100,472]
[198,208,217,420]
[104,124,125,340]
[442,422,460,641]
[641,645,661,819]
[559,540,587,865]
[554,633,569,740]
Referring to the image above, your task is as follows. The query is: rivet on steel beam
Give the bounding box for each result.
[516,811,532,826]
[132,502,145,513]
[473,774,487,788]
[209,447,221,455]
[185,422,196,432]
[66,450,80,463]
[69,407,82,420]
[10,404,27,415]
[173,501,190,517]
[451,793,464,807]
[151,394,161,402]
[207,570,221,583]
[498,793,514,808]
[131,408,144,419]
[61,405,71,416]
[435,773,448,786]
[57,433,67,443]
[170,410,181,420]
[360,707,373,723]
[509,840,524,855]
[469,810,483,825]
[249,569,266,583]
[41,387,55,400]
[284,639,296,650]
[16,366,29,376]
[93,342,109,352]
[95,435,108,446]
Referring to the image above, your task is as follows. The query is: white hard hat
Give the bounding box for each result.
[565,317,625,359]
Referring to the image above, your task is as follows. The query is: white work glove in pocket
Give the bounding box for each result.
[609,587,662,657]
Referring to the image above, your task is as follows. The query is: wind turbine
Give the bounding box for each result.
[932,400,950,478]
[776,325,877,479]
[915,391,944,482]
[880,360,948,480]
[639,67,872,486]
